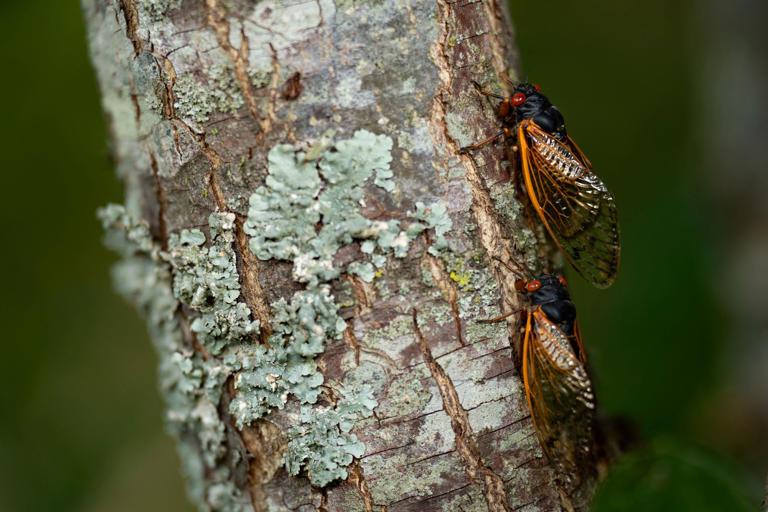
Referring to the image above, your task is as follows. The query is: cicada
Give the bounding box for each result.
[485,270,595,485]
[462,81,620,288]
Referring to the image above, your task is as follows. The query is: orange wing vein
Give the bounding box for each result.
[522,309,595,488]
[518,120,620,288]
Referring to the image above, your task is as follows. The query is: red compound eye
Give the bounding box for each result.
[532,83,542,92]
[526,280,542,292]
[558,276,567,287]
[512,92,526,106]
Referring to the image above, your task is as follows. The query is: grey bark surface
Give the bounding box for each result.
[83,0,599,510]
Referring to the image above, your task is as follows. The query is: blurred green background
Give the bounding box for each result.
[0,0,763,511]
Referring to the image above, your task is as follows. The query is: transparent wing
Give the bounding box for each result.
[523,310,595,488]
[519,121,620,288]
[572,318,588,367]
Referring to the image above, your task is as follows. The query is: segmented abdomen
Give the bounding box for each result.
[529,131,586,179]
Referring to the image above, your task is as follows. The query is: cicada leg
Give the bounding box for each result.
[470,79,506,100]
[459,131,505,154]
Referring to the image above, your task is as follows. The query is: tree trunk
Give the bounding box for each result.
[84,0,598,510]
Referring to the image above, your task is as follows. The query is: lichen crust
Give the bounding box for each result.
[239,129,454,486]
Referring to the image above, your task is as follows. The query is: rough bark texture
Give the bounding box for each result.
[84,0,598,510]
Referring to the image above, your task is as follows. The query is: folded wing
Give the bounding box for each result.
[523,310,595,488]
[519,121,620,288]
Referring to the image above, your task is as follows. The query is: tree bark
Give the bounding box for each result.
[84,0,598,510]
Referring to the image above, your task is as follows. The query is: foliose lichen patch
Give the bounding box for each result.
[283,385,377,486]
[410,200,453,256]
[243,129,404,285]
[167,212,259,356]
[239,129,456,484]
[100,129,457,495]
[226,286,343,428]
[99,205,250,510]
[173,63,245,125]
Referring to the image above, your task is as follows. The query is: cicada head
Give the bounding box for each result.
[511,83,549,116]
[512,83,568,140]
[527,274,577,338]
[528,274,571,304]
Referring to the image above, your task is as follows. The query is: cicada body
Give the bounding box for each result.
[515,274,595,487]
[484,269,596,485]
[463,82,620,288]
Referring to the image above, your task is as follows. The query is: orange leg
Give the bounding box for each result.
[459,81,512,154]
[491,256,527,280]
[478,306,521,324]
[459,131,505,154]
[470,80,507,100]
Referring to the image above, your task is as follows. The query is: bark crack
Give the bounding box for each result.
[152,51,273,343]
[239,420,286,512]
[411,482,473,505]
[205,0,266,132]
[149,151,168,249]
[479,0,512,92]
[360,441,415,459]
[376,409,440,427]
[343,322,361,367]
[129,90,141,124]
[233,216,274,342]
[265,42,281,136]
[429,0,526,359]
[344,273,374,314]
[347,461,376,512]
[424,247,465,346]
[153,54,183,158]
[477,415,531,439]
[117,0,142,56]
[412,309,510,512]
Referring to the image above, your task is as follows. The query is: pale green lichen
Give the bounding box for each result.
[101,129,459,495]
[340,361,389,397]
[283,385,377,486]
[239,129,445,486]
[99,205,248,510]
[375,374,432,419]
[366,451,461,504]
[163,353,234,469]
[360,314,414,359]
[167,212,259,355]
[410,200,452,255]
[226,340,323,427]
[226,286,345,428]
[444,488,489,512]
[437,249,505,340]
[348,261,376,282]
[490,183,543,274]
[270,286,346,358]
[206,480,248,512]
[243,129,405,286]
